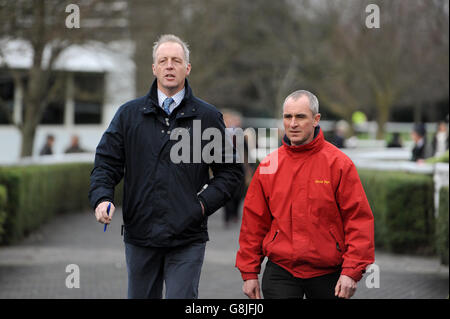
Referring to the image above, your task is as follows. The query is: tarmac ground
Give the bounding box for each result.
[0,207,448,299]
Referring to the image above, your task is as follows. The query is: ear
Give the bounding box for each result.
[313,113,321,127]
[152,64,156,76]
[186,63,192,76]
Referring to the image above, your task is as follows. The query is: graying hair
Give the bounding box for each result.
[283,90,319,115]
[152,34,190,65]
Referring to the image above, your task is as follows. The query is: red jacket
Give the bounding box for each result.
[236,128,374,282]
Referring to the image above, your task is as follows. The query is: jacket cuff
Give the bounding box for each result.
[94,197,114,210]
[89,187,114,210]
[341,267,363,282]
[198,192,218,217]
[241,272,259,281]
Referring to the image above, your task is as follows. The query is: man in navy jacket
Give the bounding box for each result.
[89,34,243,299]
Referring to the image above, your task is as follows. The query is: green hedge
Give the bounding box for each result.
[359,169,435,254]
[0,163,93,244]
[436,187,449,265]
[0,163,123,245]
[0,163,440,257]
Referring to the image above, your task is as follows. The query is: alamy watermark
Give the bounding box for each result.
[365,263,380,289]
[65,4,80,29]
[169,120,279,174]
[65,264,80,288]
[365,4,380,29]
[62,262,379,290]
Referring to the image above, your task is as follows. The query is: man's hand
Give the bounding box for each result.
[95,201,115,225]
[335,274,357,299]
[243,279,261,299]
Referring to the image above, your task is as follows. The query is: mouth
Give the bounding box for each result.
[165,74,176,80]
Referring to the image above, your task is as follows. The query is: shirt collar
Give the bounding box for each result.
[282,126,324,154]
[417,137,425,148]
[157,88,185,113]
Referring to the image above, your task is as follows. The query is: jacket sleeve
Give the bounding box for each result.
[336,160,375,282]
[197,111,244,216]
[88,108,125,210]
[235,166,272,281]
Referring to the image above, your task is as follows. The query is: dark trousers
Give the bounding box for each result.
[262,260,340,299]
[125,241,206,299]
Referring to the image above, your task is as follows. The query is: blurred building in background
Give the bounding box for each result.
[0,39,135,163]
[0,0,448,163]
[0,0,134,163]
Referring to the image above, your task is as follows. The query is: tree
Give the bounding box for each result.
[287,0,371,132]
[129,0,302,118]
[0,0,129,157]
[297,0,449,138]
[128,0,188,97]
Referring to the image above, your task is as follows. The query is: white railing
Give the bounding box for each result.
[434,163,450,217]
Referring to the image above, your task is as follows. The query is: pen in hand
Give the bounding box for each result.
[104,202,111,232]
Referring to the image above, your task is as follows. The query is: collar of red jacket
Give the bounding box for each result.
[282,126,324,153]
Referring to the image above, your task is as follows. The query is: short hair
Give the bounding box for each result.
[283,90,319,115]
[413,123,426,137]
[152,34,190,66]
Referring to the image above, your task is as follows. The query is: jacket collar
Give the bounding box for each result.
[282,126,324,153]
[142,78,195,117]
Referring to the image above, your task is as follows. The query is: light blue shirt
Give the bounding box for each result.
[157,88,185,114]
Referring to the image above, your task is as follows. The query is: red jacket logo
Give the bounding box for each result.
[314,179,330,184]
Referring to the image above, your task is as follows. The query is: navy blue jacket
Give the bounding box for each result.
[89,79,244,247]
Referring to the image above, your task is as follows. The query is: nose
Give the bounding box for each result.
[166,59,174,69]
[290,117,298,128]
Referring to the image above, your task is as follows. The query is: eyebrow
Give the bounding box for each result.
[158,56,183,61]
[283,113,308,118]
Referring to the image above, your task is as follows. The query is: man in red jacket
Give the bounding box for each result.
[235,90,374,299]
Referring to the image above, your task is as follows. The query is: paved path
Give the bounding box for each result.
[0,207,448,299]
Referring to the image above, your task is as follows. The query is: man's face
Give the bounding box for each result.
[411,131,421,143]
[152,42,191,96]
[283,96,321,146]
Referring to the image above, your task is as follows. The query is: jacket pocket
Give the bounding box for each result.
[185,191,208,231]
[195,195,207,227]
[271,230,279,243]
[329,227,344,255]
[262,229,279,256]
[267,229,279,253]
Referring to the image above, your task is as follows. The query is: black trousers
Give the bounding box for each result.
[125,241,206,299]
[262,260,341,299]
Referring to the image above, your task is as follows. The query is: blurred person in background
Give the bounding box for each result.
[432,120,449,157]
[387,132,403,148]
[330,120,348,149]
[39,134,55,155]
[236,90,374,299]
[64,135,86,153]
[411,123,429,162]
[89,34,243,299]
[222,110,252,229]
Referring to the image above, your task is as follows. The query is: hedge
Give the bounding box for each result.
[0,163,441,257]
[436,187,449,265]
[358,169,435,254]
[0,163,123,245]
